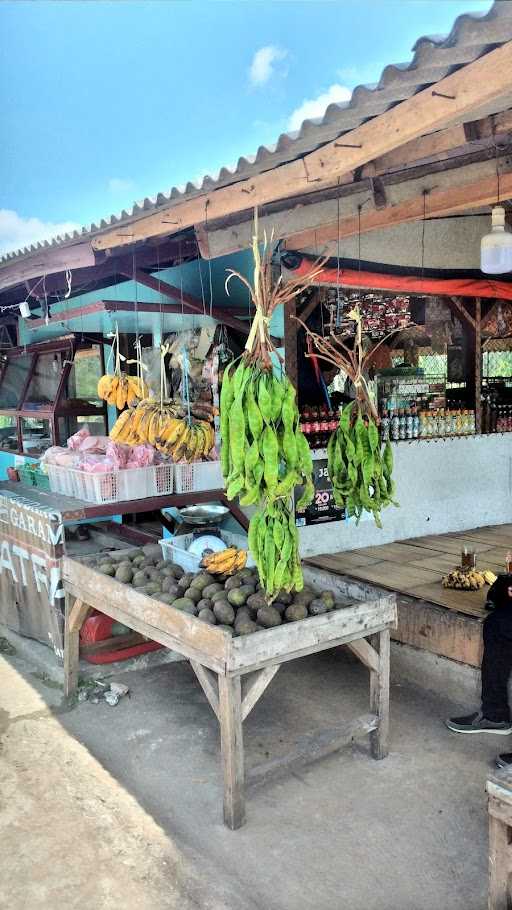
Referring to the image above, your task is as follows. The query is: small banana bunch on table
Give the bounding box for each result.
[98,373,148,409]
[442,568,497,591]
[201,547,247,576]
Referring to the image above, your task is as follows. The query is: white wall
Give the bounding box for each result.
[298,435,512,556]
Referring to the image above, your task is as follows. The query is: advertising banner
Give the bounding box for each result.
[0,492,65,659]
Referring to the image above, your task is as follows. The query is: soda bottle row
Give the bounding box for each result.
[482,401,512,434]
[380,407,419,442]
[299,406,339,449]
[418,408,475,438]
[380,405,476,441]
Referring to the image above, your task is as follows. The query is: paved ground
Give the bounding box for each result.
[0,642,499,910]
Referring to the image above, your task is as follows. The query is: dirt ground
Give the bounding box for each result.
[0,655,230,910]
[0,640,500,910]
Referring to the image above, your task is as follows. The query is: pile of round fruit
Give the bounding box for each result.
[94,545,348,635]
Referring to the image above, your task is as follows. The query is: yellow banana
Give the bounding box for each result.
[165,420,188,446]
[110,408,133,441]
[106,377,120,407]
[98,374,114,400]
[203,548,238,569]
[116,378,127,410]
[233,550,247,571]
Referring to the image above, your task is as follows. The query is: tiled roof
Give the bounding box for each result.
[1,0,511,268]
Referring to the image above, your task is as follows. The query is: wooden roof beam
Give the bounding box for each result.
[122,268,252,337]
[359,109,512,179]
[282,171,512,251]
[92,42,512,253]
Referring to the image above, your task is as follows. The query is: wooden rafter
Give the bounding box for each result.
[92,43,512,253]
[449,297,476,330]
[282,171,512,251]
[121,268,251,336]
[360,109,512,178]
[24,298,252,331]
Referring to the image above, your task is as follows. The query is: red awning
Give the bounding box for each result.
[288,259,512,300]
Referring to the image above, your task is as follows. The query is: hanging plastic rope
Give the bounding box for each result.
[180,346,192,426]
[204,199,214,317]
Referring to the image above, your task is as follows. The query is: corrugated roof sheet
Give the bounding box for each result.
[2,0,512,268]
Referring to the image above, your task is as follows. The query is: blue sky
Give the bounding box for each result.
[0,0,493,255]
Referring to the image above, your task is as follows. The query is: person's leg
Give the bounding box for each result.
[446,609,512,734]
[481,610,512,722]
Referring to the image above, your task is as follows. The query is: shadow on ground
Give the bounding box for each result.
[15,646,495,910]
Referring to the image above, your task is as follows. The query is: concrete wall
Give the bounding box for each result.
[298,434,512,556]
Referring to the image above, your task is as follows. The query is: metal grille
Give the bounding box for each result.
[482,351,512,379]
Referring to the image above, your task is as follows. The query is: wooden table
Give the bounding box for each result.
[306,525,512,617]
[0,481,249,530]
[63,556,397,829]
[487,771,512,909]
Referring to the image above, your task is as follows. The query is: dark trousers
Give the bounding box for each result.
[482,608,512,722]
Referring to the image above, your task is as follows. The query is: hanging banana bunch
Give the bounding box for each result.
[110,399,215,461]
[220,210,326,597]
[98,325,149,408]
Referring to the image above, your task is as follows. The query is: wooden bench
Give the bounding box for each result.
[487,771,512,909]
[63,556,397,829]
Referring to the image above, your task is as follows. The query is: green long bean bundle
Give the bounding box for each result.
[327,400,398,528]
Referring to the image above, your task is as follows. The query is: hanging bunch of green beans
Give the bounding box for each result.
[248,499,303,595]
[220,359,314,510]
[295,305,399,531]
[327,401,397,528]
[219,210,325,598]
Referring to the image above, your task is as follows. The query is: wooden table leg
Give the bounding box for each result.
[488,808,511,909]
[369,628,390,760]
[218,674,245,829]
[63,596,89,699]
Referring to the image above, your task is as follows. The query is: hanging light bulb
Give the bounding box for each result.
[480,205,512,274]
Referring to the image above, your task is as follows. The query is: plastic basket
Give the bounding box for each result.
[18,464,37,487]
[159,530,251,574]
[32,468,51,492]
[173,460,223,494]
[47,463,174,504]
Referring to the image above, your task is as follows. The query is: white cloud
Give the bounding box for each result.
[287,83,352,131]
[0,209,81,256]
[249,45,287,87]
[108,177,135,193]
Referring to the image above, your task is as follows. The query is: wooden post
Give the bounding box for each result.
[475,297,482,434]
[369,628,390,760]
[218,674,245,830]
[488,810,510,910]
[284,298,298,391]
[63,596,89,698]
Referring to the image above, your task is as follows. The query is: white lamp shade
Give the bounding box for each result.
[19,300,31,318]
[481,206,512,274]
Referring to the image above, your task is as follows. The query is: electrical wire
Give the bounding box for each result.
[420,189,428,282]
[204,200,213,317]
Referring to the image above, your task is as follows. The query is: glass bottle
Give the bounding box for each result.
[412,404,420,439]
[399,409,406,440]
[380,410,390,442]
[391,410,400,442]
